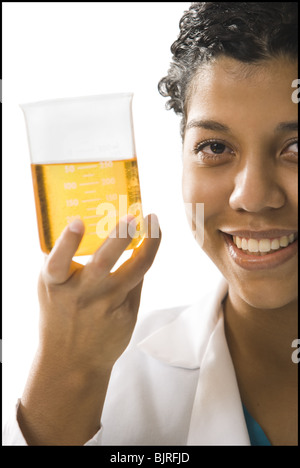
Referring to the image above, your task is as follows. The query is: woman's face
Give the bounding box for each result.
[182,57,298,310]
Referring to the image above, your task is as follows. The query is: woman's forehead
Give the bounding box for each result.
[186,57,298,127]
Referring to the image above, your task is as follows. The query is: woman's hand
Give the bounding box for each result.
[38,214,160,370]
[18,214,161,445]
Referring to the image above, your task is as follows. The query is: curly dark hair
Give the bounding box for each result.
[158,2,298,138]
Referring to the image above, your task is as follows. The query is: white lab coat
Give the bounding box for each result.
[3,277,251,446]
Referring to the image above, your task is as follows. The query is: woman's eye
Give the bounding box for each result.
[203,142,227,154]
[193,140,234,165]
[283,141,298,153]
[281,140,298,162]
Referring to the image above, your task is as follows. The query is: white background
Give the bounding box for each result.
[2,2,222,426]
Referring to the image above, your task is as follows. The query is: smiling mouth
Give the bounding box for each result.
[231,233,297,256]
[222,230,298,270]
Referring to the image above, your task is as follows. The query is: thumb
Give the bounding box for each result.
[44,219,85,284]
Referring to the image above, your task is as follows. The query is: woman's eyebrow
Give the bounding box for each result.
[275,121,298,133]
[186,119,230,132]
[186,119,298,133]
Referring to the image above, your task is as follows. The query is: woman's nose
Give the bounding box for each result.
[229,158,286,213]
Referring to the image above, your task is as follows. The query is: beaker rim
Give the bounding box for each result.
[20,92,133,109]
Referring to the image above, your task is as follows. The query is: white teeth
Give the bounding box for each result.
[271,238,280,250]
[242,238,248,250]
[259,239,271,252]
[289,233,295,243]
[232,233,296,254]
[248,239,259,252]
[279,235,288,247]
[236,236,242,248]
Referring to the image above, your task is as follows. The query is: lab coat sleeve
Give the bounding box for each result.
[2,399,103,446]
[2,400,28,445]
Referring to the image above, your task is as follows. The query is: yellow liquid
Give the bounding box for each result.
[31,158,144,256]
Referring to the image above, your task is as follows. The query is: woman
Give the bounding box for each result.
[4,2,298,446]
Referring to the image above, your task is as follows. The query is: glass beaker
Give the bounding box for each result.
[21,93,144,256]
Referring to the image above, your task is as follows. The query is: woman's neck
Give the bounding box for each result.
[223,288,298,374]
[223,289,298,446]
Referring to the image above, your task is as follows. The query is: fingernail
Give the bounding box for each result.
[120,214,135,224]
[149,213,160,239]
[69,218,84,234]
[150,213,159,226]
[120,215,136,239]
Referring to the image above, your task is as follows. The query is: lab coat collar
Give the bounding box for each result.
[138,278,228,369]
[138,278,250,445]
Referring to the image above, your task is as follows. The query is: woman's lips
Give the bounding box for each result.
[222,231,298,270]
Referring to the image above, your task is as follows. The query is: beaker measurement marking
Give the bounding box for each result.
[99,161,113,168]
[66,199,79,207]
[82,173,95,178]
[84,190,96,194]
[64,182,77,189]
[65,165,75,173]
[88,223,98,227]
[86,207,97,211]
[106,193,118,201]
[101,178,116,185]
[77,164,98,170]
[83,215,100,219]
[79,181,99,186]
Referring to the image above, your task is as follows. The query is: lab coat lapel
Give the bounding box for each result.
[138,279,227,369]
[187,313,250,445]
[138,279,250,445]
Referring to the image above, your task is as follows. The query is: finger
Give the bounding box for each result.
[111,214,161,292]
[43,219,85,284]
[85,215,137,278]
[110,280,144,329]
[126,279,144,313]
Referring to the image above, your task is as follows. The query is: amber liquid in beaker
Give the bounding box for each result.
[31,158,144,256]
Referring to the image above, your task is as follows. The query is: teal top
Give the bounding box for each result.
[243,404,272,446]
